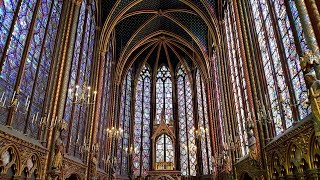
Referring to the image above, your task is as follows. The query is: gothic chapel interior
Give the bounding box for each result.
[1,0,320,179]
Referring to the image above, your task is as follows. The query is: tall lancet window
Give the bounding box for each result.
[117,69,132,175]
[156,65,173,124]
[250,0,312,135]
[134,64,151,176]
[196,70,213,174]
[176,64,197,176]
[225,3,249,157]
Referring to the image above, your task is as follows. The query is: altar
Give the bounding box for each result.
[147,170,181,180]
[146,111,181,180]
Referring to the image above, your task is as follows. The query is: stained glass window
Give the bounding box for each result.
[196,70,213,174]
[225,3,249,157]
[63,0,96,159]
[156,65,173,124]
[0,0,63,138]
[249,0,311,135]
[176,64,197,176]
[0,0,19,60]
[117,69,132,175]
[133,64,151,176]
[155,134,174,165]
[270,0,309,119]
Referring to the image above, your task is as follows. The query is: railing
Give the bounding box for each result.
[156,162,174,170]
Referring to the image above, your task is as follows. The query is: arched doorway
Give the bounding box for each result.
[65,173,80,180]
[240,172,252,180]
[155,175,175,180]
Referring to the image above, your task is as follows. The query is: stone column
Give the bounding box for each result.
[294,0,319,54]
[87,48,105,179]
[45,0,82,178]
[305,0,320,47]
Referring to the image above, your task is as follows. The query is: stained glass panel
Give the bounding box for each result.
[117,70,132,175]
[196,71,213,174]
[0,0,19,60]
[155,65,173,124]
[250,0,296,135]
[177,64,197,176]
[0,0,62,133]
[134,65,151,176]
[225,3,249,157]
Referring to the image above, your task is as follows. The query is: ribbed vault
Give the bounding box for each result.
[99,0,223,84]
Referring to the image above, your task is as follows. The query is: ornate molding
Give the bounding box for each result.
[0,127,47,178]
[63,155,87,179]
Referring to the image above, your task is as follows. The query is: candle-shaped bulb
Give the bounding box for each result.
[11,91,16,103]
[35,112,39,123]
[93,91,97,101]
[3,97,6,106]
[0,92,4,103]
[31,114,35,124]
[39,117,43,125]
[25,96,29,106]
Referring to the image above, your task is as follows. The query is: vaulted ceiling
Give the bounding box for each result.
[99,0,224,82]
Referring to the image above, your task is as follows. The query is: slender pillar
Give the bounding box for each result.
[45,0,82,177]
[294,0,319,54]
[233,0,261,161]
[305,0,320,47]
[87,48,105,177]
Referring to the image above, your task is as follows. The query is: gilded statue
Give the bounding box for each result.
[52,137,63,170]
[301,51,320,80]
[52,119,68,171]
[301,51,320,137]
[91,151,98,179]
